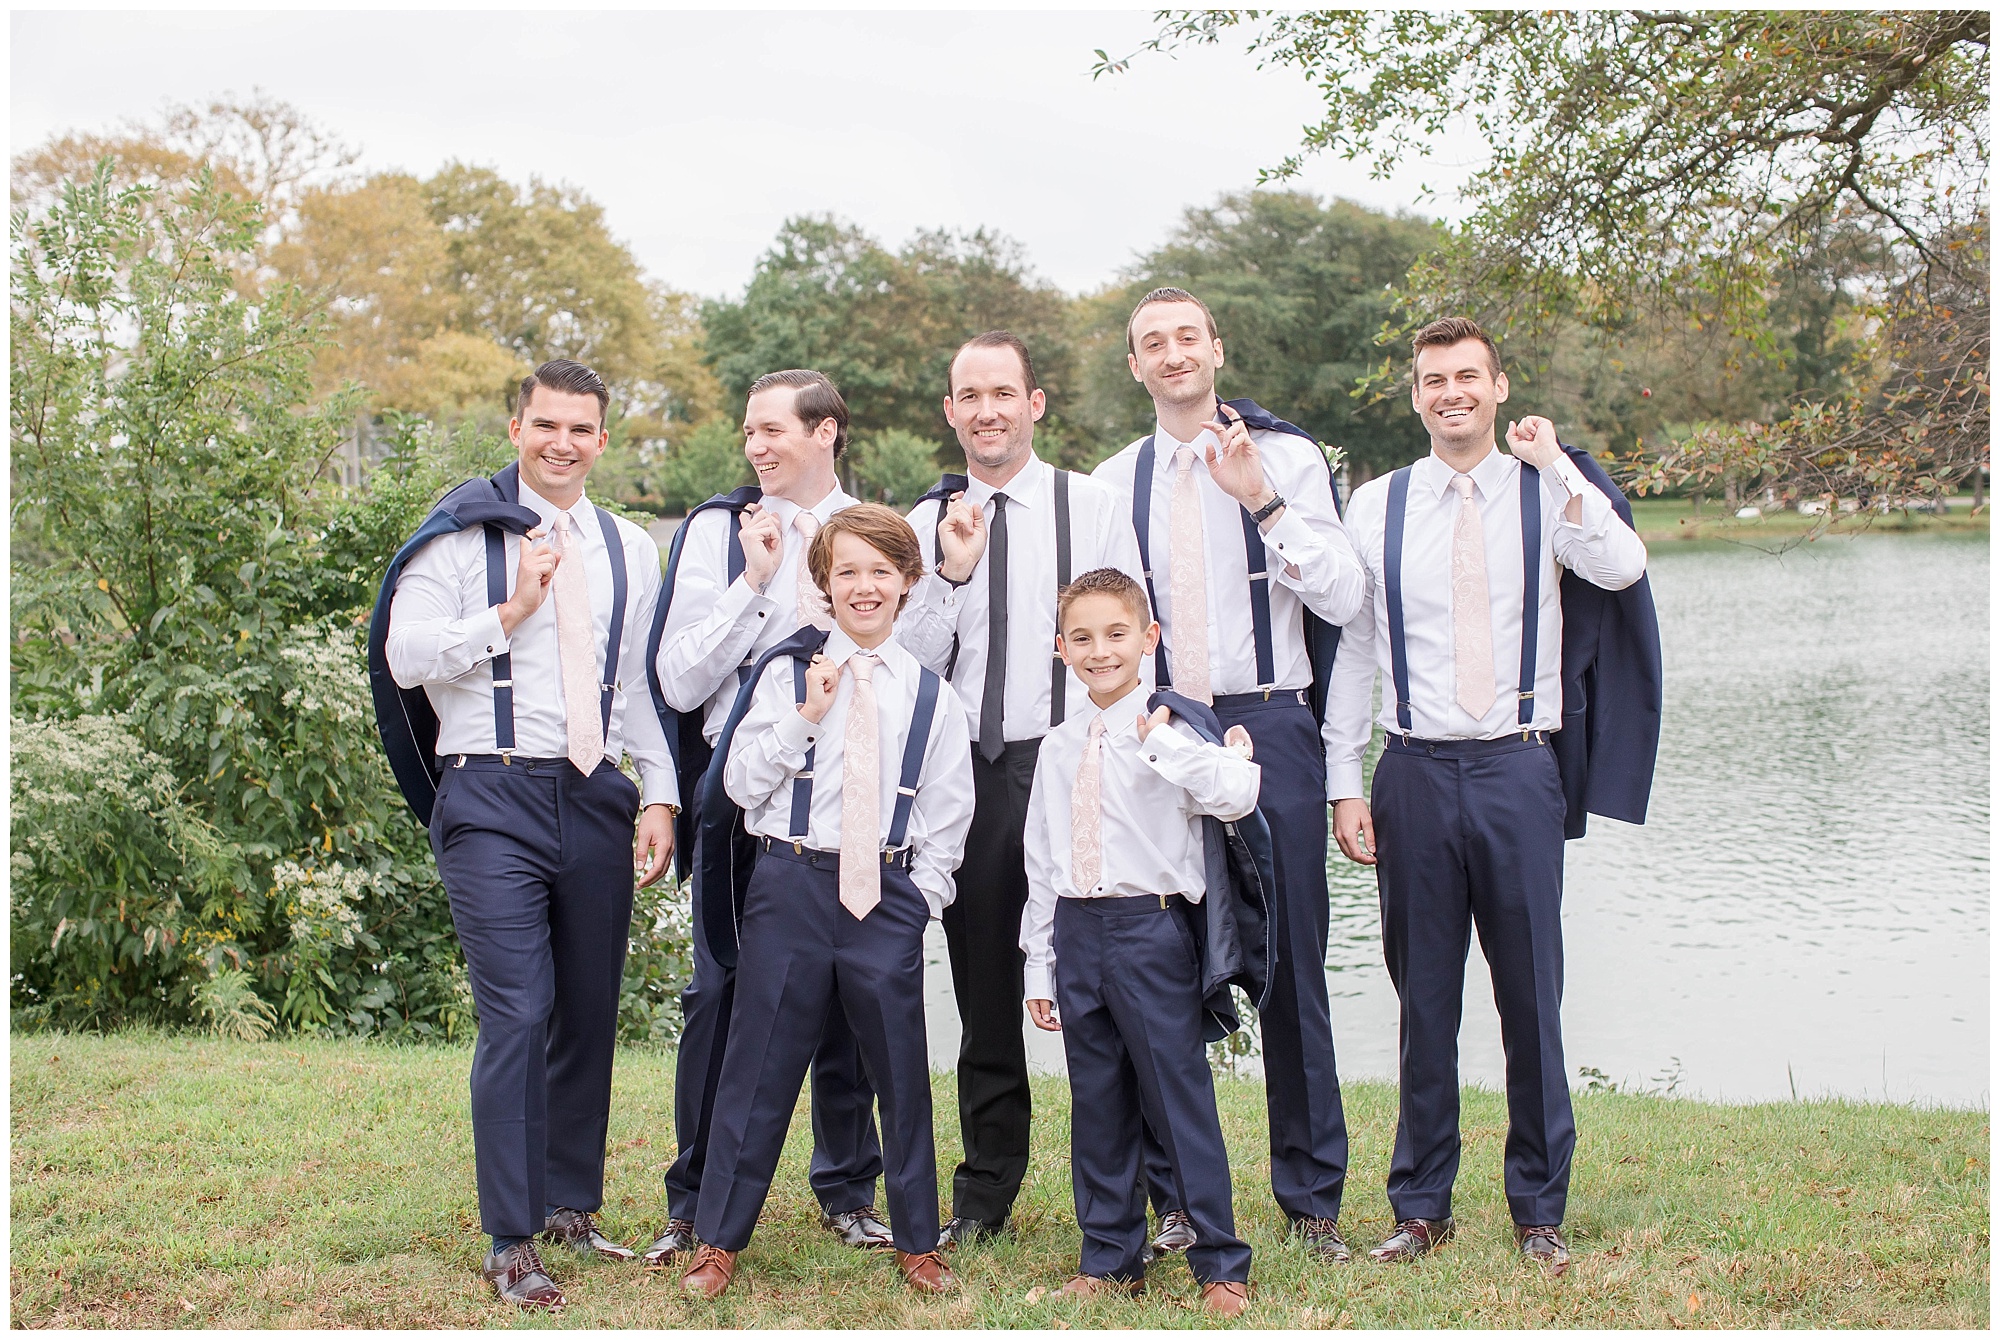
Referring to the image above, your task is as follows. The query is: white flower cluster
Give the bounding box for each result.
[273,859,372,951]
[277,621,371,727]
[11,713,178,807]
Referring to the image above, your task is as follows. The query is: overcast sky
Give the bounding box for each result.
[12,9,1480,299]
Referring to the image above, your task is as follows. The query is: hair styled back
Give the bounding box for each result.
[1125,286,1219,354]
[948,330,1039,396]
[517,359,610,421]
[1410,316,1503,379]
[1057,567,1153,633]
[807,503,927,614]
[748,368,850,456]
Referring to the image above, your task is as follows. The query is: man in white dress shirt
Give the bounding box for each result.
[645,369,890,1260]
[1325,317,1648,1274]
[897,331,1146,1245]
[385,360,679,1308]
[1093,288,1367,1261]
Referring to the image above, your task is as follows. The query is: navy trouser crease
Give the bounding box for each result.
[1373,734,1574,1227]
[663,819,883,1221]
[431,757,638,1240]
[1146,694,1347,1223]
[1057,897,1251,1286]
[940,738,1039,1225]
[694,848,940,1255]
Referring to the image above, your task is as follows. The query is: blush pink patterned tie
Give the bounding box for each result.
[1070,715,1105,894]
[1449,473,1498,720]
[550,513,605,775]
[1168,445,1213,704]
[838,651,881,919]
[794,511,832,631]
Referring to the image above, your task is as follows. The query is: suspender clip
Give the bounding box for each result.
[1159,894,1168,909]
[453,754,467,768]
[1260,686,1275,700]
[895,785,919,798]
[491,679,514,689]
[792,840,804,854]
[498,749,514,765]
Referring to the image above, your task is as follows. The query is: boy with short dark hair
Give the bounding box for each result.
[1020,567,1258,1317]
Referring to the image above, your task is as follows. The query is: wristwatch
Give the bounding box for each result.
[1249,492,1287,525]
[936,559,973,589]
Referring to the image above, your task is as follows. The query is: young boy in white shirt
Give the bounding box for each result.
[1020,567,1259,1317]
[679,503,976,1300]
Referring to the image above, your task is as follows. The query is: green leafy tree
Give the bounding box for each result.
[851,428,945,506]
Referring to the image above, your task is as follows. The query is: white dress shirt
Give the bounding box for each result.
[1018,681,1261,1003]
[656,486,860,743]
[386,482,678,808]
[1093,420,1365,696]
[723,628,975,918]
[900,453,1148,743]
[1323,447,1649,800]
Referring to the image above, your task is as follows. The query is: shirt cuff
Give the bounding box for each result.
[1259,507,1320,566]
[1546,458,1615,536]
[773,705,821,759]
[1326,759,1365,803]
[470,606,509,662]
[1023,960,1055,1003]
[638,764,681,810]
[1135,722,1200,774]
[724,572,777,623]
[916,877,948,921]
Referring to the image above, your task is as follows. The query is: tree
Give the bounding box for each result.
[1103,12,1990,509]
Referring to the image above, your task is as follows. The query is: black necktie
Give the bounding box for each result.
[979,493,1009,764]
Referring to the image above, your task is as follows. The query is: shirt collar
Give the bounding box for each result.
[519,480,592,531]
[963,452,1048,512]
[1421,445,1515,502]
[1089,680,1151,738]
[759,486,852,529]
[1154,420,1220,461]
[822,627,909,684]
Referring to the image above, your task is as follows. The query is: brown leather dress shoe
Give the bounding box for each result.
[1293,1216,1352,1262]
[1515,1223,1570,1276]
[896,1249,960,1294]
[543,1207,636,1260]
[1060,1274,1144,1298]
[1369,1217,1455,1263]
[1201,1280,1251,1318]
[641,1219,697,1266]
[821,1205,895,1250]
[680,1244,738,1299]
[482,1240,566,1309]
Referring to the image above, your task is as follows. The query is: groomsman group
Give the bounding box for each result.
[377,289,1657,1311]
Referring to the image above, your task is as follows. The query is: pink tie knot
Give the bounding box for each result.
[796,511,821,540]
[1450,473,1475,500]
[848,650,876,683]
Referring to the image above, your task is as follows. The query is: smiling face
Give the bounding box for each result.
[510,386,608,507]
[944,343,1045,484]
[1127,299,1223,413]
[743,385,838,502]
[1411,337,1510,456]
[1057,589,1159,707]
[825,530,917,648]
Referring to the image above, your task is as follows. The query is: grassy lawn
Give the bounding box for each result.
[11,1031,1987,1329]
[1626,495,1987,545]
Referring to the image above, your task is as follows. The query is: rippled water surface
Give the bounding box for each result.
[923,533,1990,1106]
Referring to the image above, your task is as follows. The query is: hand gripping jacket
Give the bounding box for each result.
[642,485,764,878]
[368,463,542,827]
[1144,690,1279,1043]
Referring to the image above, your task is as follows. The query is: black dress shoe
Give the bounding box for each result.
[1515,1223,1570,1276]
[1151,1209,1197,1256]
[1369,1216,1455,1263]
[935,1215,1006,1250]
[641,1219,698,1266]
[543,1207,636,1260]
[482,1240,566,1308]
[820,1205,895,1250]
[1293,1216,1352,1262]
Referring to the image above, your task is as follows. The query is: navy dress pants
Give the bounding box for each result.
[1057,897,1251,1286]
[940,739,1040,1226]
[694,844,941,1255]
[1146,691,1347,1223]
[430,755,638,1240]
[663,817,882,1222]
[1372,733,1573,1227]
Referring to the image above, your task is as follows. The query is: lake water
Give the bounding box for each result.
[919,532,1991,1108]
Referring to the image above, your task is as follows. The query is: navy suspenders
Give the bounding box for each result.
[1383,462,1542,736]
[481,506,630,757]
[1049,468,1073,727]
[786,661,942,852]
[1132,437,1279,692]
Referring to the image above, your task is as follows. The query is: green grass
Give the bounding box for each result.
[1627,494,1988,544]
[11,1031,1987,1328]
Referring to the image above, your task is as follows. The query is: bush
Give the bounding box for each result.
[655,415,753,513]
[850,427,944,506]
